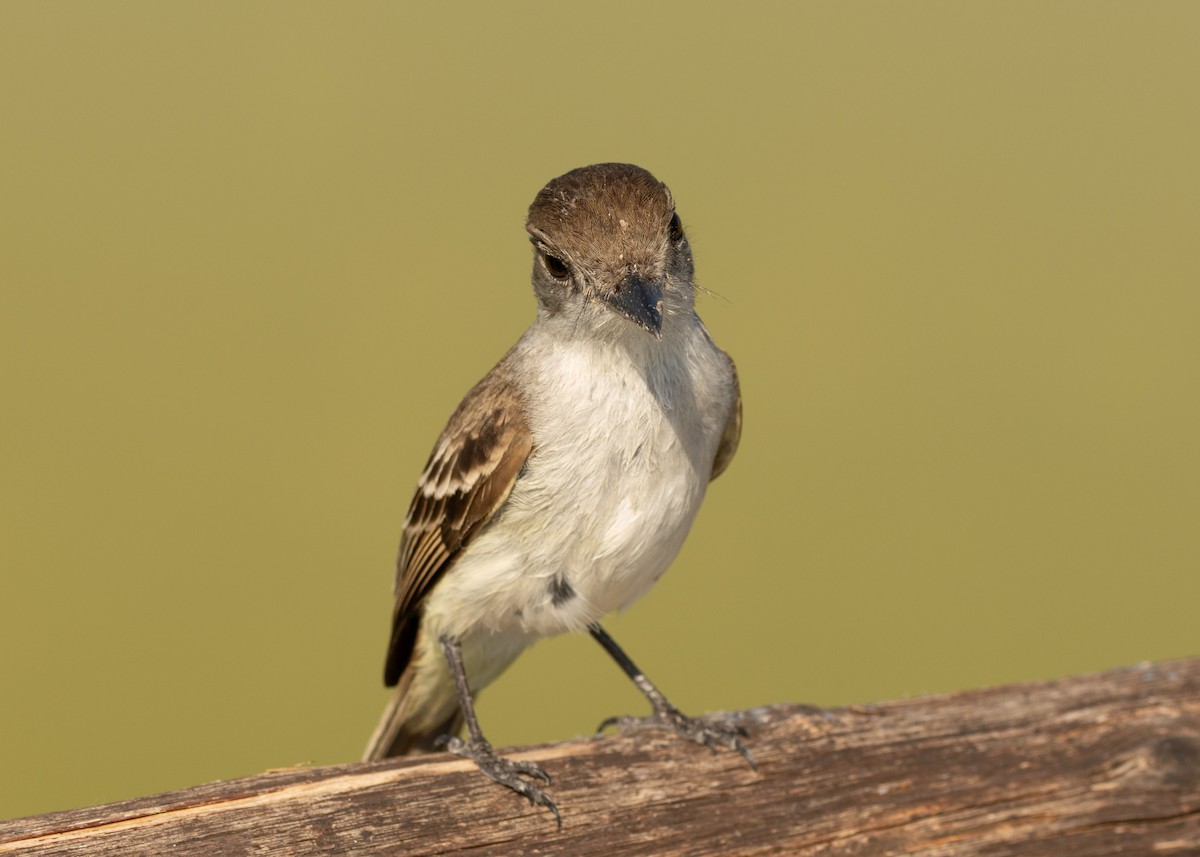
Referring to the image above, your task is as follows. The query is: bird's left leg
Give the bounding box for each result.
[588,623,755,769]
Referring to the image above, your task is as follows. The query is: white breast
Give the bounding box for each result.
[422,318,735,647]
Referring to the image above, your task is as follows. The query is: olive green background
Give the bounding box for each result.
[2,1,1198,821]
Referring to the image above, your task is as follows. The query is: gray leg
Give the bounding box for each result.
[438,634,561,826]
[589,623,756,770]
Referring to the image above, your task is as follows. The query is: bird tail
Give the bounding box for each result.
[363,643,463,761]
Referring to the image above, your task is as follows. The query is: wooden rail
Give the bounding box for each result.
[3,658,1198,855]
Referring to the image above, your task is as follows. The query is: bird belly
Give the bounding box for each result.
[574,448,705,615]
[420,331,731,648]
[420,445,704,644]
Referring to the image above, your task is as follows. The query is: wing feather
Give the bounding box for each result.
[384,358,532,686]
[711,354,742,480]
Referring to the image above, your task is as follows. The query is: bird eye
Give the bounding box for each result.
[669,212,684,242]
[543,253,570,280]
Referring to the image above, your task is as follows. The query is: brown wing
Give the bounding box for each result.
[711,354,742,480]
[384,357,532,686]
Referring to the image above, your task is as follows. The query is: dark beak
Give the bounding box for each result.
[604,273,664,337]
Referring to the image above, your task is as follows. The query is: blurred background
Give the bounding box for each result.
[2,1,1197,821]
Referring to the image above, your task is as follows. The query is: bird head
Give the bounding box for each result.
[525,163,695,340]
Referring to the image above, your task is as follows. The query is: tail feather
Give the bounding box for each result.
[365,627,531,761]
[363,641,463,761]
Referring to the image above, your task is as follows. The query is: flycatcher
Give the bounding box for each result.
[364,163,747,823]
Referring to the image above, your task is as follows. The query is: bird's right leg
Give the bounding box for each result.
[437,634,561,826]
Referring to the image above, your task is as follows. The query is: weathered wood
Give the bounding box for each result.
[3,658,1199,855]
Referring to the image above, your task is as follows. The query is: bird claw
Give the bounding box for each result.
[597,707,757,771]
[441,736,561,826]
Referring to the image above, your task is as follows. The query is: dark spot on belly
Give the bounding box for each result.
[549,575,576,607]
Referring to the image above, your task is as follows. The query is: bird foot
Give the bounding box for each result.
[441,736,561,827]
[597,705,757,771]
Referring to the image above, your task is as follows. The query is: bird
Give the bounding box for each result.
[363,163,748,823]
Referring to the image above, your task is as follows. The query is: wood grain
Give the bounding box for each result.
[3,658,1198,855]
